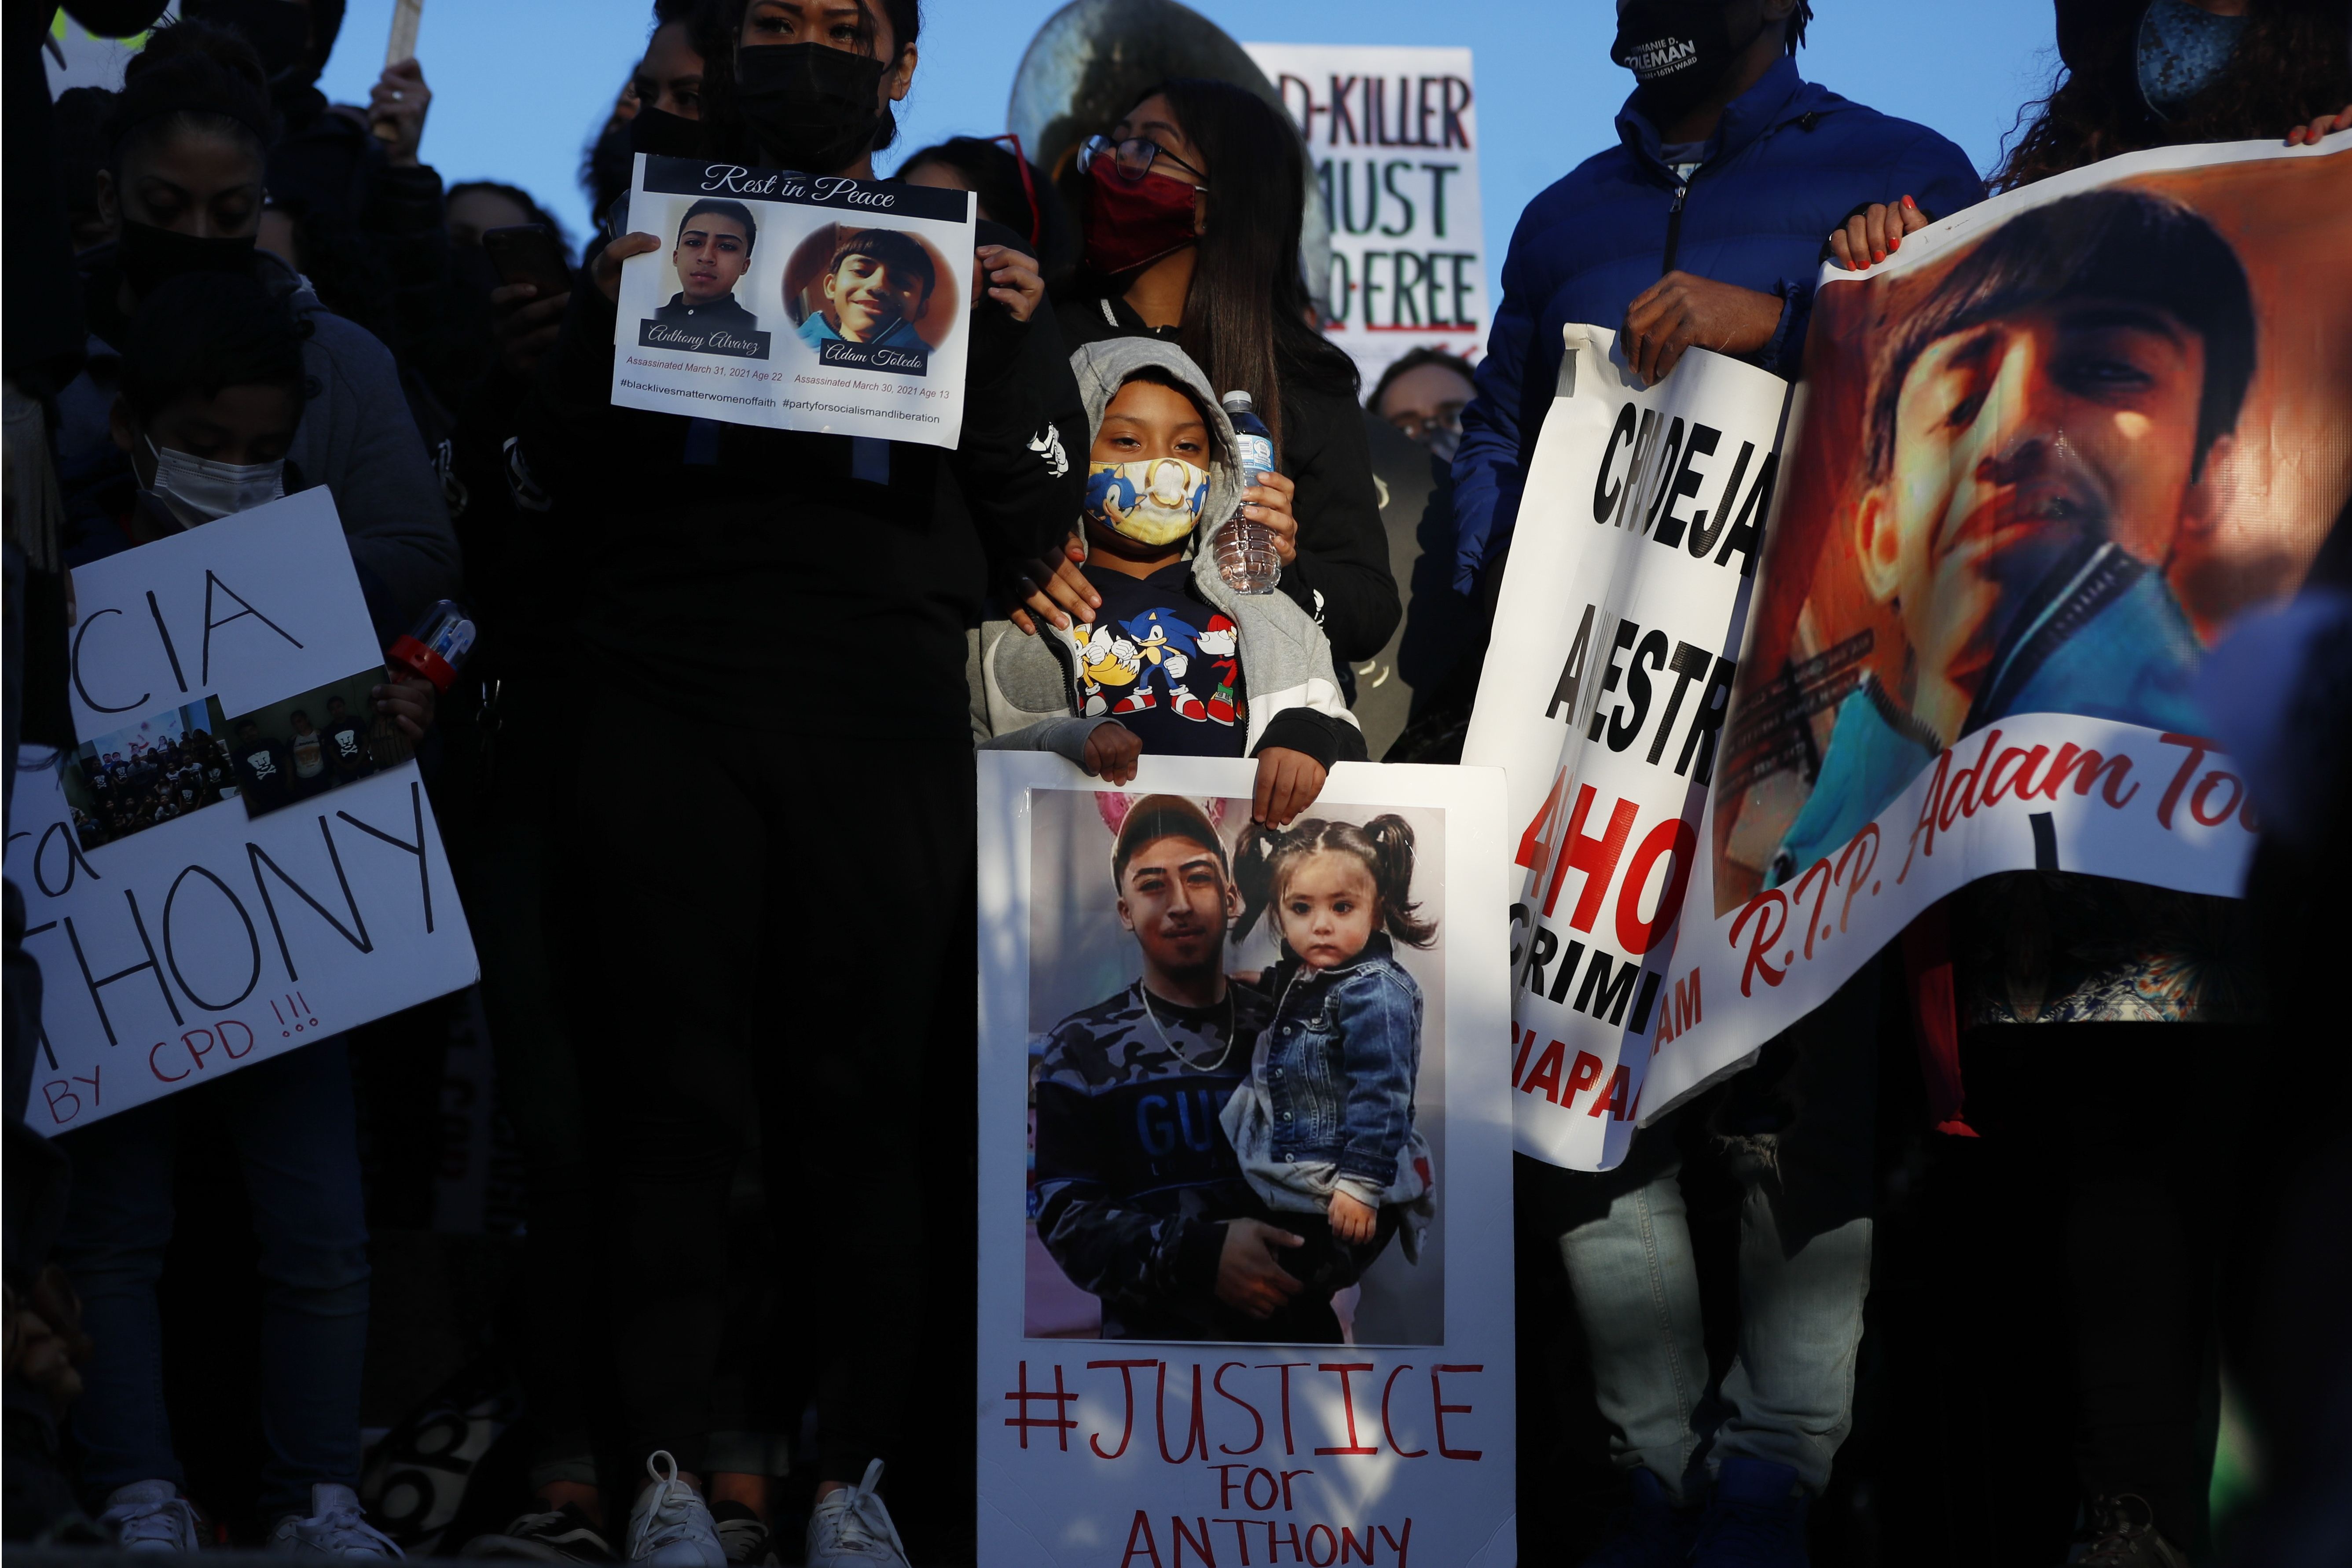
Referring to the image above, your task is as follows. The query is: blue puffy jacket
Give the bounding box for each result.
[1449,56,1982,595]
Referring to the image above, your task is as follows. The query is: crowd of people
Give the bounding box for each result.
[2,1,2348,1567]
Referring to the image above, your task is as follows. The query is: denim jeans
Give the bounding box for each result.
[1548,964,1879,1502]
[54,1041,371,1520]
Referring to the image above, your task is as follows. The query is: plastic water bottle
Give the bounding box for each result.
[1216,390,1281,595]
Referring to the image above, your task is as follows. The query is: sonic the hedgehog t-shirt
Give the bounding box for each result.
[1072,560,1248,757]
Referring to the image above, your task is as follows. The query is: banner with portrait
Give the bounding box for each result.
[977,753,1516,1567]
[8,490,480,1134]
[1473,136,2350,1171]
[610,153,974,448]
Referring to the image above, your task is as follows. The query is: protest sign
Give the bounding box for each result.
[9,489,479,1134]
[610,153,975,448]
[1467,136,2350,1171]
[978,753,1515,1568]
[1246,44,1486,386]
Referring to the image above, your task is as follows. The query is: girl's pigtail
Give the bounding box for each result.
[1364,814,1439,947]
[1229,822,1283,945]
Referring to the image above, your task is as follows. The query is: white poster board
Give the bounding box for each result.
[978,753,1515,1568]
[10,489,479,1133]
[1246,44,1486,388]
[610,153,974,449]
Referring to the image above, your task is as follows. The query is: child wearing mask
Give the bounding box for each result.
[970,339,1366,827]
[1221,814,1438,1290]
[49,268,429,1557]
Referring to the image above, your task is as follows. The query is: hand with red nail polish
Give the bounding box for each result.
[1828,197,1933,272]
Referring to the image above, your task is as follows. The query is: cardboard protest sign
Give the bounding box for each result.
[1468,137,2350,1172]
[610,153,974,448]
[1247,44,1487,387]
[978,754,1515,1568]
[9,489,479,1134]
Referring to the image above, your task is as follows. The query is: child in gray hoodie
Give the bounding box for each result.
[969,339,1365,821]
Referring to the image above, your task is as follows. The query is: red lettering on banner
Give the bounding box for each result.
[1520,1039,1567,1102]
[1836,825,1880,935]
[1159,1361,1207,1462]
[1898,749,1952,881]
[1543,785,1638,928]
[1002,1360,1077,1449]
[1256,1363,1310,1456]
[1431,1366,1483,1459]
[1730,889,1789,994]
[1340,1524,1377,1563]
[1614,817,1697,955]
[2157,734,2219,828]
[1983,744,2042,806]
[1123,1510,1166,1568]
[1515,769,1564,870]
[1561,1050,1604,1109]
[1173,1516,1219,1567]
[1791,856,1835,962]
[1509,1025,1535,1090]
[1314,1364,1380,1454]
[1306,1524,1339,1566]
[1938,727,2003,830]
[1592,1064,1632,1119]
[1380,1366,1427,1457]
[1378,1520,1413,1568]
[1090,1360,1158,1459]
[2190,769,2243,826]
[1214,1363,1265,1455]
[1245,1469,1280,1510]
[2032,743,2138,807]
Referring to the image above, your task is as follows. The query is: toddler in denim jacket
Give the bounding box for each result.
[1221,815,1438,1274]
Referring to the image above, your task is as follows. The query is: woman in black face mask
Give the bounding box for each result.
[1047,79,1400,675]
[66,18,457,617]
[513,4,1084,1565]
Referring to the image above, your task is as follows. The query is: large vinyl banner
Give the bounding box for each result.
[1471,136,2350,1171]
[978,755,1516,1568]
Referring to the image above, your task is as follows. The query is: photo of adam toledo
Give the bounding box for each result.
[637,196,773,360]
[783,223,953,378]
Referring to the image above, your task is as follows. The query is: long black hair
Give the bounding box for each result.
[1132,77,1361,457]
[1996,0,2352,190]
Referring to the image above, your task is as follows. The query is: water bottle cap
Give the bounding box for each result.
[1220,390,1253,412]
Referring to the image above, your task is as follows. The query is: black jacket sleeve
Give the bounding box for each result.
[1252,709,1370,771]
[1279,384,1402,664]
[949,223,1086,591]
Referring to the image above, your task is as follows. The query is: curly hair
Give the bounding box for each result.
[1996,0,2352,191]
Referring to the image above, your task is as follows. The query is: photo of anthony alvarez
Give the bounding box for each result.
[639,196,772,359]
[1713,152,2352,909]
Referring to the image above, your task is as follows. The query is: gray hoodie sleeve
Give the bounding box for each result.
[980,715,1125,768]
[294,310,461,615]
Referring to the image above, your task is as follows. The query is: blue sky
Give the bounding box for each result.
[321,0,2066,290]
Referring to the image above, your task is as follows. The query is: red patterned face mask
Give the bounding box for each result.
[1082,155,1201,276]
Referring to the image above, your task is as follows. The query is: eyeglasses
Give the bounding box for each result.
[1081,133,1208,189]
[985,132,1045,252]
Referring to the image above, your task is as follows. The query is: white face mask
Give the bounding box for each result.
[145,437,286,527]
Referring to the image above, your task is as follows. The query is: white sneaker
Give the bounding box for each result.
[267,1484,402,1557]
[100,1480,203,1552]
[623,1453,725,1567]
[803,1462,907,1568]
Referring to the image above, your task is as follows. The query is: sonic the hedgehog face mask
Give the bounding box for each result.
[1083,456,1210,547]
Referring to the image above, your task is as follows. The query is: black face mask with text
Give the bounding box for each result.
[1611,1,1764,118]
[117,220,259,301]
[735,42,892,173]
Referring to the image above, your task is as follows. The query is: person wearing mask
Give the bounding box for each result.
[1452,7,1979,1567]
[57,19,457,625]
[51,270,426,1557]
[508,1,1082,1562]
[1882,7,2345,1564]
[1044,78,1400,673]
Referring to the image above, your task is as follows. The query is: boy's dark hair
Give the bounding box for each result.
[119,272,312,421]
[1365,346,1476,416]
[1864,187,2254,486]
[1232,814,1438,950]
[104,18,276,177]
[828,227,934,303]
[679,196,758,253]
[1110,795,1229,892]
[1112,365,1225,459]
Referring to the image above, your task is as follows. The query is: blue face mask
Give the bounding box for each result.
[2138,0,2250,118]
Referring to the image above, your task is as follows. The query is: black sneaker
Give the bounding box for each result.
[462,1505,617,1563]
[2076,1495,2188,1568]
[707,1502,772,1567]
